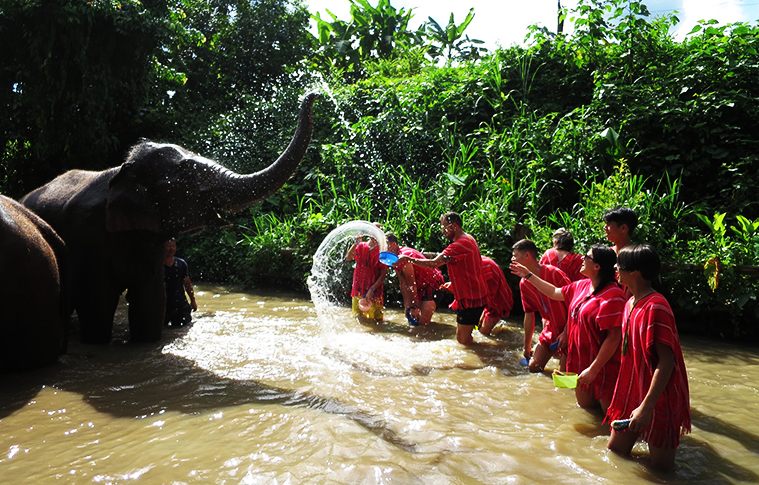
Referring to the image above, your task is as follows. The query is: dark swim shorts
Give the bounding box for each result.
[456,305,485,326]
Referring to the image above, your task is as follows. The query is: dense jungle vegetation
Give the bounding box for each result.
[2,0,759,340]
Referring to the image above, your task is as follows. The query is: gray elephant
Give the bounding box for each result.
[0,194,69,372]
[21,93,318,344]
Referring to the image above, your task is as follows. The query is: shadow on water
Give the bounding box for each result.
[691,408,759,455]
[627,435,759,484]
[0,321,419,453]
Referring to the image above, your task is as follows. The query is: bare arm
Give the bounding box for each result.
[577,326,622,385]
[399,253,450,269]
[509,262,564,301]
[345,238,359,261]
[183,276,197,311]
[523,312,535,359]
[398,263,418,309]
[628,341,676,433]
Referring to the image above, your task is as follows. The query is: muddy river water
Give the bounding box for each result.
[1,284,758,484]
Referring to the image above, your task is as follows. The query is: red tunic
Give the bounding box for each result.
[606,293,691,449]
[393,247,444,299]
[520,265,570,346]
[562,279,625,403]
[540,249,586,282]
[481,256,513,320]
[441,235,488,309]
[350,242,384,303]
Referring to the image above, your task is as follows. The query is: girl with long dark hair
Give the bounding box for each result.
[511,244,625,413]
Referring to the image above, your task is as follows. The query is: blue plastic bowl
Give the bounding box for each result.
[379,251,399,266]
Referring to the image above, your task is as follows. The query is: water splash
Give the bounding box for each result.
[306,221,477,376]
[307,221,387,330]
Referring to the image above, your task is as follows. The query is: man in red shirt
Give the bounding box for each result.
[385,232,445,325]
[398,212,488,345]
[512,239,570,372]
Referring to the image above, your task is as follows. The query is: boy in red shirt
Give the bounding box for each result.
[511,239,570,372]
[385,232,444,325]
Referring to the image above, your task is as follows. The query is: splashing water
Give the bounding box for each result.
[307,221,475,376]
[307,220,386,326]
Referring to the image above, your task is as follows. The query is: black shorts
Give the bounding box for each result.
[165,300,192,326]
[456,305,485,326]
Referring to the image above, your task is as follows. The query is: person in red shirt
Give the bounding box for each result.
[398,212,488,345]
[512,244,625,414]
[385,232,444,326]
[603,207,638,254]
[511,239,570,372]
[478,256,514,335]
[540,228,586,282]
[440,256,514,336]
[606,244,690,472]
[345,224,387,320]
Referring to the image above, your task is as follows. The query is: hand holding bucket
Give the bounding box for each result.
[358,296,372,312]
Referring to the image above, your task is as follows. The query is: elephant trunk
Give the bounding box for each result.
[212,93,319,213]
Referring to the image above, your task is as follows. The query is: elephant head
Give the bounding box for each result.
[105,93,319,236]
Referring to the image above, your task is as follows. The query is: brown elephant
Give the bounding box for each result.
[0,194,69,372]
[20,93,318,344]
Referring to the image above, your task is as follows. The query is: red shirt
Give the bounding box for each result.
[520,265,570,340]
[441,235,488,309]
[540,249,586,282]
[606,293,691,448]
[350,242,384,299]
[393,247,444,298]
[481,256,513,320]
[562,279,625,403]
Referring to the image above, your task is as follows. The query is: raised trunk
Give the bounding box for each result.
[212,93,319,213]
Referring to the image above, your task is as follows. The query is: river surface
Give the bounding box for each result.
[1,284,758,484]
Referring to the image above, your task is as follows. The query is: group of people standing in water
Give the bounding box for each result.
[347,208,691,472]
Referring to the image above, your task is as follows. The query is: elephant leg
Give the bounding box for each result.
[75,281,121,344]
[125,272,165,342]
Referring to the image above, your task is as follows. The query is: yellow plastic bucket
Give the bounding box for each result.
[552,371,578,389]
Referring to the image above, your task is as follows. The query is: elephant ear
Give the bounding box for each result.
[105,163,162,233]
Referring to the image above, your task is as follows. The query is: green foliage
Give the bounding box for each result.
[310,0,420,79]
[424,9,487,65]
[0,0,313,197]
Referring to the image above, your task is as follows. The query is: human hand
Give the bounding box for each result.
[558,331,567,350]
[523,347,533,360]
[408,306,421,319]
[191,300,198,311]
[365,288,375,300]
[577,366,598,386]
[509,261,529,278]
[628,404,654,434]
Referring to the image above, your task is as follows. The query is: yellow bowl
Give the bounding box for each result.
[552,371,578,389]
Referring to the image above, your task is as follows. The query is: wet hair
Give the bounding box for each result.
[617,244,661,281]
[385,232,398,244]
[512,238,539,258]
[588,245,619,295]
[552,228,574,252]
[442,211,463,227]
[603,207,638,234]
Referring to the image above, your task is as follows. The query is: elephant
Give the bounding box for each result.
[20,93,319,345]
[0,194,69,372]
